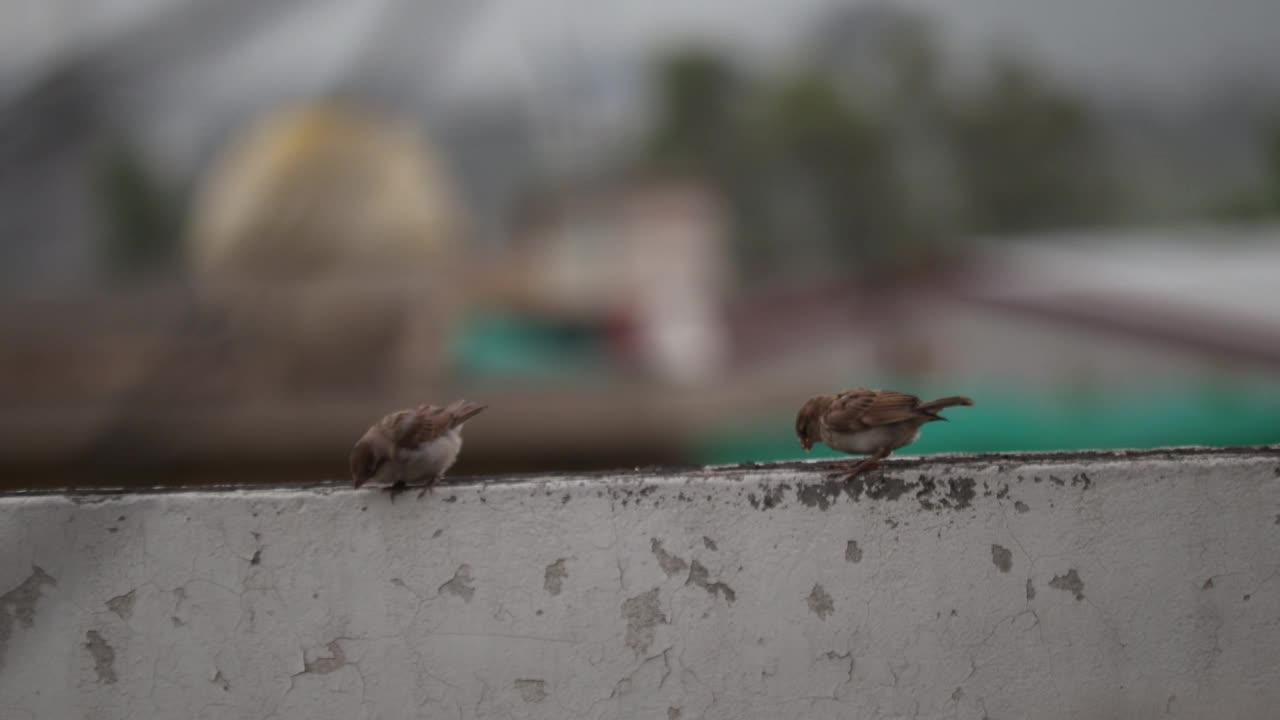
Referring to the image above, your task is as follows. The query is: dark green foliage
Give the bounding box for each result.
[1203,115,1280,222]
[943,57,1119,234]
[93,140,183,278]
[647,48,741,169]
[762,71,912,273]
[640,10,1125,279]
[1266,116,1280,211]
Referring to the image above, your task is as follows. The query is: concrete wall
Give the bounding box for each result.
[2,447,1278,720]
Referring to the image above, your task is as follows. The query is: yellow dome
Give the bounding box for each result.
[188,101,461,282]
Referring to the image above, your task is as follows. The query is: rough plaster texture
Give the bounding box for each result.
[2,447,1279,719]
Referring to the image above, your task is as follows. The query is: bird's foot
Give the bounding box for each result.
[846,460,882,482]
[829,457,883,482]
[384,481,408,503]
[416,481,438,500]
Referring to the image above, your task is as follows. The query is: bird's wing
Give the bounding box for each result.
[859,390,926,425]
[824,389,923,430]
[820,389,875,433]
[392,406,453,449]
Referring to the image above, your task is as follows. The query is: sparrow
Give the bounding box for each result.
[795,388,973,478]
[350,399,487,499]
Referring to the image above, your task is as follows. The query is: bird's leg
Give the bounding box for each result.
[841,449,890,480]
[384,481,408,502]
[828,459,867,480]
[417,476,440,500]
[828,457,870,479]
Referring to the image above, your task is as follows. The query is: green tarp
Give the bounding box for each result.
[698,382,1280,463]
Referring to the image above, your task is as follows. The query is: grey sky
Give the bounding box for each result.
[4,0,1278,172]
[440,0,1280,100]
[6,0,1280,99]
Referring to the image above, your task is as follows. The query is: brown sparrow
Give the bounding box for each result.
[350,399,487,498]
[795,388,973,477]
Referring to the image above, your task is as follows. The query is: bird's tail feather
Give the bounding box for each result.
[444,399,487,427]
[917,395,975,414]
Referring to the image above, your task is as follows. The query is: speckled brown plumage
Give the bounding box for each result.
[350,399,487,498]
[795,388,973,477]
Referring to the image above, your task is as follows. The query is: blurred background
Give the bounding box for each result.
[2,0,1279,489]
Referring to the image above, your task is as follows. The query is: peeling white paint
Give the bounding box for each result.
[1,448,1278,719]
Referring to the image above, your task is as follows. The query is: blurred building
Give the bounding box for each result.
[6,220,1279,488]
[476,176,732,384]
[188,101,465,393]
[190,103,460,281]
[3,1,1280,489]
[0,99,480,488]
[742,226,1280,387]
[701,225,1280,463]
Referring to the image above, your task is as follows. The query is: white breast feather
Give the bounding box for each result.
[401,429,463,481]
[822,425,920,455]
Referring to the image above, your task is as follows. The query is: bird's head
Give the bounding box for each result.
[349,440,386,488]
[794,395,831,452]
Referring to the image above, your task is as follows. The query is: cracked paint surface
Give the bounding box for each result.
[543,559,568,596]
[439,564,475,602]
[807,584,835,620]
[686,560,736,604]
[622,588,666,654]
[845,540,863,563]
[991,545,1013,573]
[1,448,1279,719]
[83,631,117,684]
[105,589,136,620]
[650,539,688,578]
[1049,569,1086,601]
[514,679,546,702]
[0,566,55,674]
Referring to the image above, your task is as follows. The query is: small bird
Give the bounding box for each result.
[350,399,487,499]
[795,388,973,477]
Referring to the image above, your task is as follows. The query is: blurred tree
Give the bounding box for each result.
[644,47,776,277]
[808,2,943,112]
[1202,115,1280,222]
[803,3,959,266]
[647,48,742,173]
[944,56,1119,234]
[642,31,1127,285]
[1266,116,1280,211]
[644,45,929,281]
[93,140,184,279]
[1202,189,1275,223]
[764,70,915,276]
